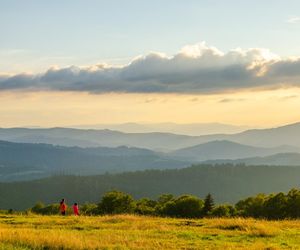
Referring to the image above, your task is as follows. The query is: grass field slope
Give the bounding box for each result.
[0,214,299,249]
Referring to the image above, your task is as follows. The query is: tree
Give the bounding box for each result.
[211,204,236,217]
[286,188,300,218]
[160,195,203,218]
[30,202,60,215]
[134,198,156,215]
[264,192,288,219]
[31,202,45,214]
[81,203,98,215]
[157,194,174,205]
[42,204,60,215]
[98,190,135,214]
[203,193,214,216]
[235,193,266,218]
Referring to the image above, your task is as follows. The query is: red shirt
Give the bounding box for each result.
[73,205,79,215]
[60,203,67,212]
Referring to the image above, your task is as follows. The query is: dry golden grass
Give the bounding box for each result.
[0,214,300,249]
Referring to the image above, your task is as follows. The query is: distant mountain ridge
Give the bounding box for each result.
[169,140,300,161]
[0,122,300,182]
[0,138,299,182]
[203,152,300,166]
[70,122,252,136]
[0,127,195,151]
[1,121,300,150]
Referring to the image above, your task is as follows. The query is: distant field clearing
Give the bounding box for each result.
[0,214,299,249]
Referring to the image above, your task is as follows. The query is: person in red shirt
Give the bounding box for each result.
[73,203,79,216]
[59,199,67,216]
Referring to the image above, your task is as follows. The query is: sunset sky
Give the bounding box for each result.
[1,0,300,127]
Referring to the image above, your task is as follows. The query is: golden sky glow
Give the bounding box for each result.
[1,88,300,128]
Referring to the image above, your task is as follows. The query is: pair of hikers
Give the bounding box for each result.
[59,199,79,216]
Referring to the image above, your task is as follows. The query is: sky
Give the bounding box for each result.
[1,0,300,127]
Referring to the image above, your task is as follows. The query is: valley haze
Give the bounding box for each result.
[0,121,300,183]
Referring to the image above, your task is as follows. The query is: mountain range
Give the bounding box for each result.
[0,139,299,182]
[0,140,189,182]
[1,122,300,151]
[203,152,300,166]
[70,122,253,136]
[170,140,299,161]
[0,121,300,210]
[0,122,300,182]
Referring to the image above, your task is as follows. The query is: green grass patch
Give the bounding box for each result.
[0,215,300,249]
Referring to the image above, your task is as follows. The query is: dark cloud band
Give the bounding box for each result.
[1,43,300,93]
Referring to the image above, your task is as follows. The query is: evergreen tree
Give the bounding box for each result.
[203,193,214,216]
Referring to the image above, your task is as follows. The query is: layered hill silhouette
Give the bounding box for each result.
[0,122,300,182]
[71,122,251,136]
[0,122,300,209]
[0,127,195,151]
[0,138,299,182]
[170,140,299,161]
[203,152,300,166]
[0,140,189,182]
[1,122,300,150]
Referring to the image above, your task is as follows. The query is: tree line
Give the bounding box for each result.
[2,164,300,211]
[30,188,300,219]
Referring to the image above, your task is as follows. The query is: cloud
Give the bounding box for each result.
[219,98,246,103]
[286,16,300,24]
[189,97,199,102]
[280,95,299,101]
[1,42,300,94]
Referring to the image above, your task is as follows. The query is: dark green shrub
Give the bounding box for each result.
[211,204,236,217]
[98,190,135,214]
[160,195,203,218]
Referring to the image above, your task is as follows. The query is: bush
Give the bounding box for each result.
[31,202,45,214]
[157,194,174,204]
[160,195,203,218]
[81,203,98,215]
[98,190,135,214]
[235,194,267,218]
[42,204,61,215]
[31,202,60,215]
[211,204,236,217]
[27,188,300,219]
[286,188,300,218]
[134,198,156,215]
[263,192,288,219]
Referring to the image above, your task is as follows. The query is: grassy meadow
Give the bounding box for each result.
[0,214,300,249]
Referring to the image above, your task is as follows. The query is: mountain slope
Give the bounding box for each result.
[203,152,300,166]
[0,140,189,182]
[170,140,299,161]
[0,127,199,151]
[71,122,251,136]
[1,164,300,210]
[1,122,300,150]
[227,122,300,148]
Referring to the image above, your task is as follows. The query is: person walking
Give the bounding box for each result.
[73,203,79,216]
[59,199,67,216]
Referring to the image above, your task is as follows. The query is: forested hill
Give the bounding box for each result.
[1,164,300,210]
[0,140,189,181]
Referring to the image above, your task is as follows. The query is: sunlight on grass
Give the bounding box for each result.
[0,214,299,249]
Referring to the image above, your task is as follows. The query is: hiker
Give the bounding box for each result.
[59,199,67,215]
[73,203,79,216]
